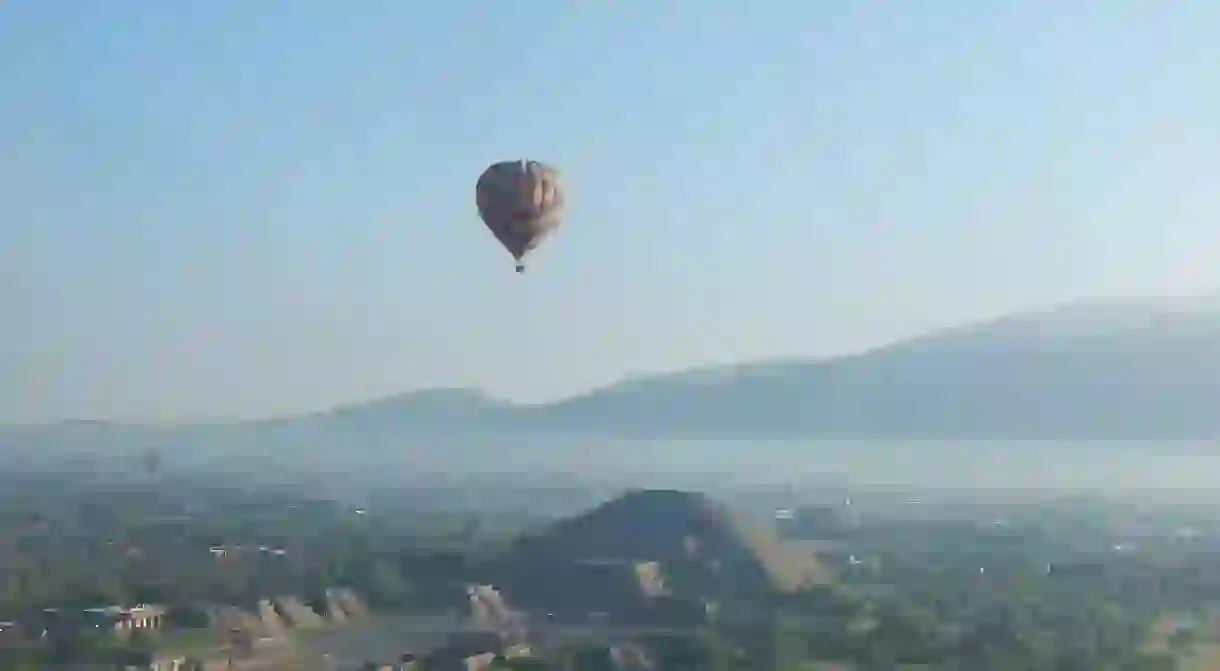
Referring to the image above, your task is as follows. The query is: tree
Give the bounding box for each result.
[565,645,617,671]
[641,634,713,671]
[48,628,121,664]
[367,559,411,608]
[127,627,156,654]
[1168,627,1195,652]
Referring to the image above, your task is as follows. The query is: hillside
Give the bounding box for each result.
[522,297,1220,439]
[482,489,832,619]
[298,296,1220,438]
[4,296,1220,442]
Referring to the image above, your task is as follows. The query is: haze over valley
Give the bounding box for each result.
[5,296,1220,496]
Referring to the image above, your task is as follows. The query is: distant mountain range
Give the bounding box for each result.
[299,295,1220,439]
[5,296,1220,445]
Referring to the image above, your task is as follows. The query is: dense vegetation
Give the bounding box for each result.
[482,496,1219,669]
[0,473,480,620]
[3,465,1220,669]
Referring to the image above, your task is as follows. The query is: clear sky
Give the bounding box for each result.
[2,1,1218,422]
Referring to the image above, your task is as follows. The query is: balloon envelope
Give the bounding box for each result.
[475,160,565,266]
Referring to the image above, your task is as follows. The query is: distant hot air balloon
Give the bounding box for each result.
[142,449,162,479]
[475,159,565,273]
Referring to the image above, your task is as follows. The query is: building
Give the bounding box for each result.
[82,603,167,633]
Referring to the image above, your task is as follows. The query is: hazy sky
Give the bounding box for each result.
[2,1,1218,422]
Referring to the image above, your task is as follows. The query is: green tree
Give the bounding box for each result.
[1168,627,1195,652]
[368,559,411,608]
[566,644,616,671]
[49,628,121,664]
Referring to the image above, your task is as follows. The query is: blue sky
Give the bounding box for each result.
[1,1,1217,422]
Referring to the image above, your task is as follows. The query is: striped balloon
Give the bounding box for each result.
[475,160,565,272]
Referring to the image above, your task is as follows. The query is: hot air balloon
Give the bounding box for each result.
[142,448,162,478]
[475,159,565,273]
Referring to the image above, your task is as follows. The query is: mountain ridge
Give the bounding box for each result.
[4,296,1220,439]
